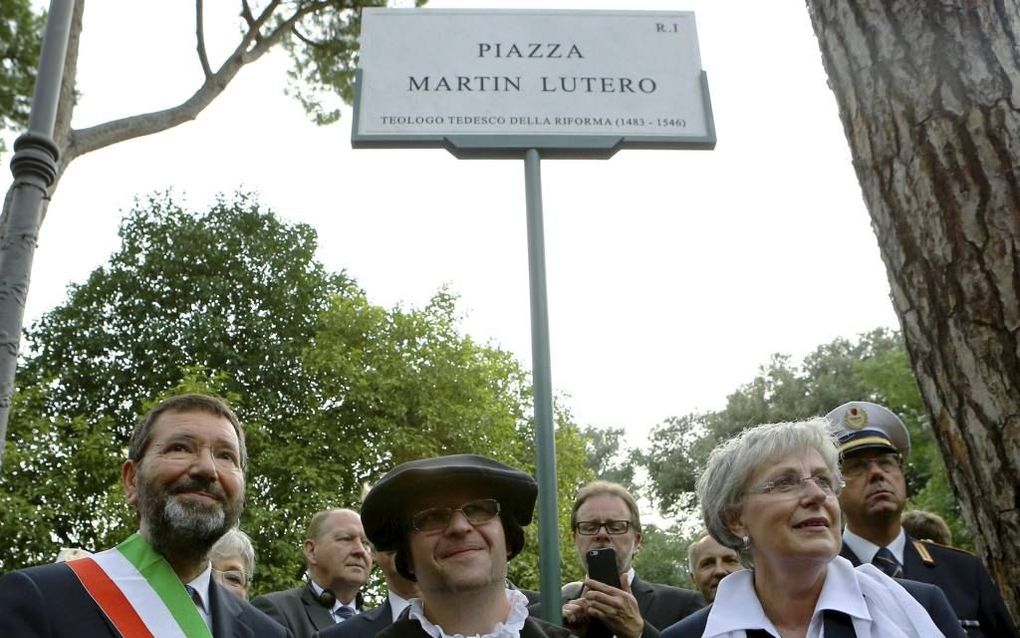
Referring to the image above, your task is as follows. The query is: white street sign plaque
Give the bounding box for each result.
[353,8,715,158]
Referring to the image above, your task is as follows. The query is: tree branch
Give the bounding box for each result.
[240,0,256,31]
[196,0,213,79]
[58,1,336,168]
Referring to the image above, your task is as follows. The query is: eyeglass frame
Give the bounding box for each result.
[410,498,502,533]
[747,473,844,497]
[150,437,243,472]
[213,568,251,588]
[840,452,903,479]
[573,520,634,535]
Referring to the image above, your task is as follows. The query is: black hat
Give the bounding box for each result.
[825,401,911,457]
[362,454,537,556]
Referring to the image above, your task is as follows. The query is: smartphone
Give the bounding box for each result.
[585,547,621,589]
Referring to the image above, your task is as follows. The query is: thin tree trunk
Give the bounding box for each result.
[806,0,1020,621]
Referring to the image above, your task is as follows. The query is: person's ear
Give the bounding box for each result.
[122,459,139,507]
[303,539,317,566]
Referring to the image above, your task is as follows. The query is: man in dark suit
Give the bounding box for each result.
[827,401,1018,638]
[253,508,372,638]
[551,481,703,638]
[317,547,419,638]
[0,393,289,637]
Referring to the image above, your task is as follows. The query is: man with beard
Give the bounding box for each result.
[0,393,289,638]
[828,401,1018,638]
[253,509,372,638]
[360,454,571,638]
[686,533,742,604]
[551,481,702,638]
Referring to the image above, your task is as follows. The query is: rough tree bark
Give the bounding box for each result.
[807,0,1020,621]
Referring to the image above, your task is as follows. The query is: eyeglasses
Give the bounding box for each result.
[213,569,250,588]
[574,520,632,535]
[411,498,501,533]
[749,474,843,497]
[151,438,242,472]
[842,453,902,478]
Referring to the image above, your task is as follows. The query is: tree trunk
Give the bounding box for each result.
[806,0,1020,622]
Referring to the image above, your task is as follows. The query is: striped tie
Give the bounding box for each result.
[335,606,355,622]
[185,585,204,610]
[872,547,903,578]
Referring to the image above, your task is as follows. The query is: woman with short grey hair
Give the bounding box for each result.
[210,528,256,600]
[660,418,963,638]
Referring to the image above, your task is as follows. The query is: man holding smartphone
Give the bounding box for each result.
[561,481,703,638]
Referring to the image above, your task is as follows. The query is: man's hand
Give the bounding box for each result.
[578,577,645,638]
[562,597,592,636]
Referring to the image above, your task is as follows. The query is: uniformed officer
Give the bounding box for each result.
[826,401,1018,638]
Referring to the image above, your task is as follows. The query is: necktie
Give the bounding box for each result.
[872,547,903,578]
[335,606,355,622]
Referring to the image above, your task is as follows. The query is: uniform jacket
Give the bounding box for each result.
[840,536,1018,638]
[377,615,572,638]
[547,575,703,638]
[316,599,392,638]
[0,561,290,638]
[252,585,341,638]
[659,577,965,638]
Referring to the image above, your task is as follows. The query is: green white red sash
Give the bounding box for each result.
[66,533,213,638]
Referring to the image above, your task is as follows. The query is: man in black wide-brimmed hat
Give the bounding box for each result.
[360,454,572,638]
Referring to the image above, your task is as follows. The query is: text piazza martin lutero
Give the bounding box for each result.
[405,43,658,95]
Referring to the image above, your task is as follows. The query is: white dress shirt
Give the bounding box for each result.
[843,526,907,565]
[702,556,944,638]
[185,563,214,629]
[310,579,359,622]
[388,589,413,623]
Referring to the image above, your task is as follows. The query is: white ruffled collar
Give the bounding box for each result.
[408,588,530,638]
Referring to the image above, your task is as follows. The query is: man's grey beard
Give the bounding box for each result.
[138,479,242,560]
[164,497,227,538]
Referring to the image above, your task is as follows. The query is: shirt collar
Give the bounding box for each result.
[842,526,906,564]
[703,568,772,636]
[186,563,214,613]
[814,556,871,621]
[309,579,358,613]
[703,558,872,637]
[388,589,413,623]
[408,588,529,638]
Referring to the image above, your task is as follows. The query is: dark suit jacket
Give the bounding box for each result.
[378,615,572,638]
[316,599,392,638]
[252,585,340,638]
[841,537,1018,638]
[0,561,290,637]
[660,578,965,638]
[536,576,703,638]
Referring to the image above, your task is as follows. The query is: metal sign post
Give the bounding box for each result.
[352,8,715,621]
[522,148,562,616]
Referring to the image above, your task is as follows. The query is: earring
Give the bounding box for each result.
[741,535,751,550]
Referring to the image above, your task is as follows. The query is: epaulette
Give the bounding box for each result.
[917,537,977,557]
[911,539,935,565]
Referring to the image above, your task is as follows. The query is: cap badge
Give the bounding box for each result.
[844,407,869,430]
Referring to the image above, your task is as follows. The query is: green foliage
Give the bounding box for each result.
[631,524,697,589]
[0,0,43,154]
[0,191,592,594]
[579,425,638,494]
[641,328,966,545]
[281,0,426,125]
